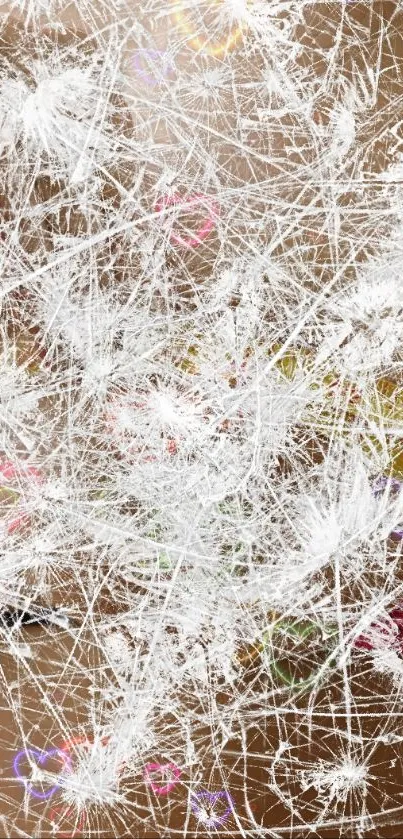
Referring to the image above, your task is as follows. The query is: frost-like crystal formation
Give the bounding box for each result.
[0,1,403,837]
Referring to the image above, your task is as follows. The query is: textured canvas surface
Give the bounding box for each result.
[0,2,403,837]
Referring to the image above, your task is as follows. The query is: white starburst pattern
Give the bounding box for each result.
[0,1,403,838]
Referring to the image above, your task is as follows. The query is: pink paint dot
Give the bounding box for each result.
[143,761,182,795]
[155,194,219,249]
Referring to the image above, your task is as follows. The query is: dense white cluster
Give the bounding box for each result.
[0,1,403,837]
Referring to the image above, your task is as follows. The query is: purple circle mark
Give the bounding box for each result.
[132,49,174,88]
[13,748,71,800]
[373,476,403,499]
[391,523,403,540]
[191,790,234,828]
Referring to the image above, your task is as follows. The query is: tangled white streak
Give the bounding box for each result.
[0,1,403,837]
